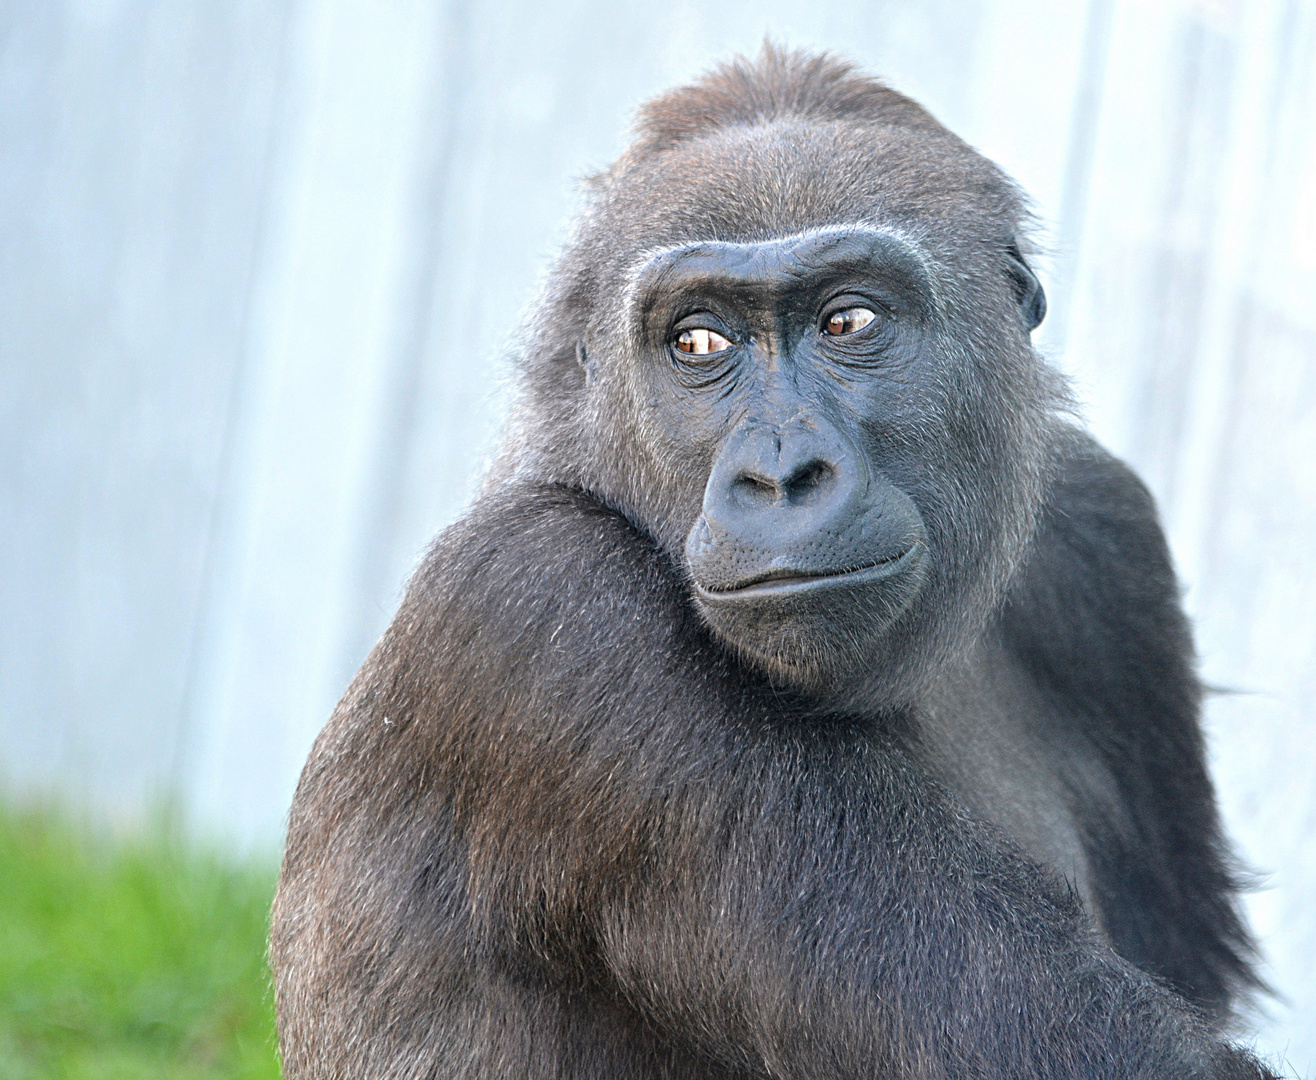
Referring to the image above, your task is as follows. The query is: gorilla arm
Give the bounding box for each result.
[272,483,1269,1079]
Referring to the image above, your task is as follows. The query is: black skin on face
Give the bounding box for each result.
[270,47,1275,1080]
[637,229,937,687]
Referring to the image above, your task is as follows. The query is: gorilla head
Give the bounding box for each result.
[502,47,1062,702]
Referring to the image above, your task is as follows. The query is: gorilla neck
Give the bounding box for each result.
[911,630,1105,920]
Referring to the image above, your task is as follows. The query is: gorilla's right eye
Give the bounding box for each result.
[824,307,877,336]
[674,328,732,356]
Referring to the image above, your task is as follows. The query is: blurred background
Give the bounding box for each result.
[1,0,1313,1071]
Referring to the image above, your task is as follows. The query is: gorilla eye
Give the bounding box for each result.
[824,308,877,336]
[675,328,732,355]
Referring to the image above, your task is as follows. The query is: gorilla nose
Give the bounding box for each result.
[731,445,837,508]
[686,417,926,597]
[701,420,868,551]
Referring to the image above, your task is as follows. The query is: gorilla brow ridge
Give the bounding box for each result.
[616,223,941,351]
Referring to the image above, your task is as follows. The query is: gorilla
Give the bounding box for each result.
[271,47,1275,1079]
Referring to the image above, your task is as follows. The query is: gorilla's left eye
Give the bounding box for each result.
[824,308,877,336]
[674,328,732,355]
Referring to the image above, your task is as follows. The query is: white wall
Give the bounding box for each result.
[2,0,1312,1067]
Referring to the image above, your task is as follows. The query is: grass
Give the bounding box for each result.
[0,803,282,1079]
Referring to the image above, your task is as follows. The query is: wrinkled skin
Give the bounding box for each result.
[655,229,937,686]
[271,47,1275,1080]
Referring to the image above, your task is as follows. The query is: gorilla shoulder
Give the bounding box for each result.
[998,428,1260,1016]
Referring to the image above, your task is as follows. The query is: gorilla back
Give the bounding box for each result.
[271,48,1273,1079]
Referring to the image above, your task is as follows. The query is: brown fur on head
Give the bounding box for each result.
[622,44,948,162]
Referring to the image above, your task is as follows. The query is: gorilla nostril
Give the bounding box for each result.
[732,471,780,503]
[784,460,835,504]
[729,460,838,507]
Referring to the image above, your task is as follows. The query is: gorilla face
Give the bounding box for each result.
[626,227,948,688]
[540,123,1055,703]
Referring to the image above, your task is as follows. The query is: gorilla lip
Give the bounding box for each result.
[696,544,923,598]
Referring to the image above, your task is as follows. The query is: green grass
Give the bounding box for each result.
[0,803,282,1079]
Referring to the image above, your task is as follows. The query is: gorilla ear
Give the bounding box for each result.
[576,339,595,382]
[1004,243,1047,331]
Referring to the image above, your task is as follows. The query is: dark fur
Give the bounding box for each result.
[272,48,1271,1078]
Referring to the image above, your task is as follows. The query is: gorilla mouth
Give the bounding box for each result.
[699,545,921,598]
